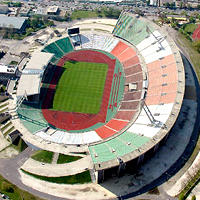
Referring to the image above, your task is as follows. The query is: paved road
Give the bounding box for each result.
[0,147,67,200]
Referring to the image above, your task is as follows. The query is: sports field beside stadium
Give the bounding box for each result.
[53,61,108,114]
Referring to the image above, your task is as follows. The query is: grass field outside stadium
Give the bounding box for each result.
[53,61,108,114]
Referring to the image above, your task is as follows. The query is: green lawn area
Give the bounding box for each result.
[31,150,54,163]
[70,8,120,20]
[71,10,101,20]
[0,174,43,200]
[53,61,108,114]
[57,154,82,164]
[21,170,91,184]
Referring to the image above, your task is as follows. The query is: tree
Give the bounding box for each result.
[191,195,196,200]
[26,28,34,36]
[164,2,170,8]
[179,193,184,200]
[134,8,144,16]
[103,7,121,19]
[159,12,167,25]
[189,16,196,23]
[181,11,187,17]
[187,4,192,10]
[171,18,179,29]
[170,2,176,9]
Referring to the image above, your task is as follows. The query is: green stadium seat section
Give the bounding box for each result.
[114,15,132,36]
[42,42,64,59]
[113,14,154,46]
[89,132,150,164]
[17,103,48,133]
[118,132,149,148]
[55,38,74,54]
[89,143,116,163]
[50,55,59,65]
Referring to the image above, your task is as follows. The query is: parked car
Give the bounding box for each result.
[54,30,62,37]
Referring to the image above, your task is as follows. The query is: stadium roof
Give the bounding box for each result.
[17,74,41,97]
[25,52,53,70]
[0,15,27,30]
[17,52,53,97]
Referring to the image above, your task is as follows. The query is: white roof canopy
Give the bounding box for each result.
[25,52,53,70]
[17,52,53,97]
[17,74,41,97]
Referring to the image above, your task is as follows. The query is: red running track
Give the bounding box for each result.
[42,50,115,131]
[192,25,200,41]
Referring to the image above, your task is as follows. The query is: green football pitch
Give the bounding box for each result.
[53,61,108,114]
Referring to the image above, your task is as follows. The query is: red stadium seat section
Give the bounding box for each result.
[111,41,129,57]
[106,119,128,131]
[95,126,117,139]
[95,119,128,139]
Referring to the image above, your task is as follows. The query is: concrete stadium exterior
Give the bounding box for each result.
[13,13,185,183]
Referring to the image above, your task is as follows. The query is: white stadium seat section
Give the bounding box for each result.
[144,46,172,64]
[82,131,102,144]
[139,103,174,116]
[80,33,94,49]
[134,113,169,125]
[70,35,80,43]
[136,31,172,64]
[136,31,162,51]
[128,123,159,138]
[92,34,109,50]
[35,130,101,145]
[72,33,119,52]
[127,104,173,138]
[35,131,53,141]
[102,37,119,52]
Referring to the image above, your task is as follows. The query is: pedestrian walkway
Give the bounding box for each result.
[167,152,200,197]
[20,170,116,200]
[21,155,93,177]
[52,152,59,164]
[187,182,200,200]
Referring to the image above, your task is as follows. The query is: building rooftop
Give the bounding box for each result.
[0,63,17,74]
[0,5,9,14]
[47,6,59,13]
[0,15,27,30]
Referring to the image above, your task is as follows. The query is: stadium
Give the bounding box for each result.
[11,11,185,186]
